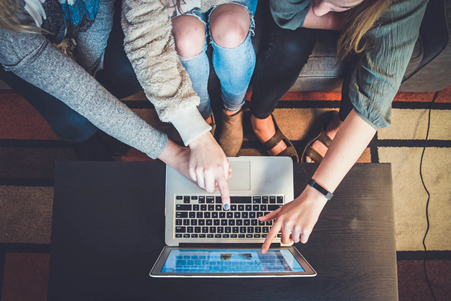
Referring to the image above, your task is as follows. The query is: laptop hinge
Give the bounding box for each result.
[179,243,281,248]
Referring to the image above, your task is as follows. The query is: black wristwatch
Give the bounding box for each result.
[307,179,334,201]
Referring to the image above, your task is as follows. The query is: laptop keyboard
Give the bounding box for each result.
[174,196,283,239]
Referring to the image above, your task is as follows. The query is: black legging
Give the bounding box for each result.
[250,1,358,122]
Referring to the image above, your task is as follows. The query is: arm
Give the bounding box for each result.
[260,110,375,252]
[260,0,429,252]
[121,0,230,206]
[0,25,167,160]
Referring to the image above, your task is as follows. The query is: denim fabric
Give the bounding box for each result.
[177,0,258,118]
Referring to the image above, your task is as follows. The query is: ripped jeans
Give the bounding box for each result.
[176,0,258,119]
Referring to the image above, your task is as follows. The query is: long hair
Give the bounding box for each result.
[0,0,41,32]
[337,0,392,61]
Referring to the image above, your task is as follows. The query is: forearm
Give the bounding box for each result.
[311,109,376,193]
[121,0,210,145]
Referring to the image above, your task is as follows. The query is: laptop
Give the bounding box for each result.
[150,156,316,277]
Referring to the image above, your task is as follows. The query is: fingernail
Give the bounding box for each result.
[307,158,311,163]
[224,203,229,211]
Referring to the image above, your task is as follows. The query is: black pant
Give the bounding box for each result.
[250,1,357,122]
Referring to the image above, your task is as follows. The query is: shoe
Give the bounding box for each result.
[218,109,244,157]
[71,132,113,161]
[96,130,131,156]
[261,114,299,163]
[301,111,337,163]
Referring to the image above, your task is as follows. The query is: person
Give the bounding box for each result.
[251,0,428,253]
[122,0,258,158]
[0,0,231,207]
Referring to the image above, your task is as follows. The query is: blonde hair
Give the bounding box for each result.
[0,0,41,32]
[337,0,392,61]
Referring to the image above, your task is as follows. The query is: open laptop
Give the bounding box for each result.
[150,157,316,277]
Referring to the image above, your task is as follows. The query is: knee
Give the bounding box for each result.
[172,16,205,58]
[210,4,250,49]
[52,115,98,143]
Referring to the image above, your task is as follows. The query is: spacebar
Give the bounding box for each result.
[230,196,252,203]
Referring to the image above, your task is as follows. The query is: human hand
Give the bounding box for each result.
[259,186,328,253]
[188,132,231,209]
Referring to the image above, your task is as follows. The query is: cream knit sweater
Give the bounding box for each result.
[121,0,243,145]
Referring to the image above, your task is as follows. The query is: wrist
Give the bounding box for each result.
[307,178,334,201]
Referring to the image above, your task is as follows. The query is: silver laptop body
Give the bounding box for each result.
[165,156,294,246]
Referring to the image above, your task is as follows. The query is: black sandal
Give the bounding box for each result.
[261,114,299,163]
[301,111,337,163]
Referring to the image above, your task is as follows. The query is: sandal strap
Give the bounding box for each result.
[317,130,332,148]
[262,129,285,151]
[304,146,324,163]
[277,144,299,162]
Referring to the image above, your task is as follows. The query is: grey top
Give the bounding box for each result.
[270,0,429,129]
[0,0,206,159]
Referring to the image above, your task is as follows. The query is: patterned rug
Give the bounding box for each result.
[1,87,451,300]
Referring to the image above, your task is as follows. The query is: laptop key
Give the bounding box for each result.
[236,220,243,226]
[231,234,238,238]
[234,212,240,218]
[183,220,190,226]
[176,204,191,210]
[214,219,220,226]
[208,205,215,211]
[206,196,215,203]
[199,219,205,225]
[240,227,246,233]
[176,219,182,225]
[197,212,203,218]
[184,196,190,203]
[216,205,222,211]
[191,234,198,238]
[195,227,201,233]
[255,227,261,233]
[253,196,261,204]
[246,234,253,238]
[189,212,195,218]
[176,234,182,238]
[227,212,233,218]
[239,234,245,238]
[253,205,259,211]
[249,212,256,218]
[262,234,267,238]
[219,212,225,218]
[206,220,212,226]
[277,196,283,204]
[183,234,190,238]
[210,227,216,233]
[204,212,210,218]
[191,220,197,226]
[238,205,245,211]
[215,234,221,238]
[263,227,269,233]
[261,205,267,211]
[223,234,229,238]
[270,196,276,203]
[228,220,235,226]
[232,227,239,233]
[202,227,208,233]
[254,234,261,238]
[199,234,206,238]
[176,212,187,218]
[231,205,237,211]
[221,220,227,226]
[212,212,218,218]
[225,227,231,233]
[251,220,257,226]
[201,205,207,211]
[217,227,223,233]
[207,234,214,238]
[193,205,199,211]
[262,196,269,203]
[244,219,250,226]
[187,227,193,233]
[176,196,183,200]
[242,212,249,218]
[199,196,205,203]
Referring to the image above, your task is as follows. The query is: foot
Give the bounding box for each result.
[218,108,244,157]
[306,113,342,163]
[251,115,288,156]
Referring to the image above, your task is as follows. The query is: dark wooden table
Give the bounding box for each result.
[48,162,398,301]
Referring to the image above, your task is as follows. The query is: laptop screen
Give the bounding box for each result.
[161,249,305,273]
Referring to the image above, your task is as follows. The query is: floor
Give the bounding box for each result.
[1,87,451,300]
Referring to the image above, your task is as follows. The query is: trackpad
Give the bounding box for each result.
[227,161,251,191]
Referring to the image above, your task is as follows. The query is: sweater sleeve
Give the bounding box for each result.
[121,0,211,146]
[348,0,428,130]
[0,24,168,159]
[269,0,311,30]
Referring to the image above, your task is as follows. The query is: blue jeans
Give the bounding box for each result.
[177,0,258,120]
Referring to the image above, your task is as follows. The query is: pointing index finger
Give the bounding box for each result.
[216,175,230,210]
[261,221,282,254]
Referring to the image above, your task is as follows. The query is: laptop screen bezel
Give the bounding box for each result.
[149,246,316,278]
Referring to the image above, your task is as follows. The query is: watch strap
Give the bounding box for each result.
[307,179,333,200]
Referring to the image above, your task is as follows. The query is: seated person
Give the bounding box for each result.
[0,0,231,206]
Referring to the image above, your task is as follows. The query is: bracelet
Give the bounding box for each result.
[307,179,333,201]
